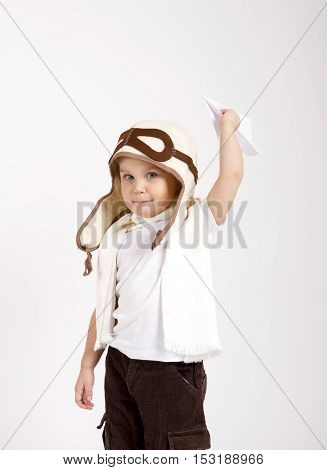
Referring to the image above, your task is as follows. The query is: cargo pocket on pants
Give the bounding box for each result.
[96,411,111,449]
[168,426,211,450]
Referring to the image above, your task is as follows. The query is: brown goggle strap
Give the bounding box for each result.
[110,128,198,184]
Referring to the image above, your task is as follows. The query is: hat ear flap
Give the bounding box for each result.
[76,188,126,248]
[76,176,130,276]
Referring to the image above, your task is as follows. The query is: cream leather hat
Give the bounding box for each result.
[76,120,198,276]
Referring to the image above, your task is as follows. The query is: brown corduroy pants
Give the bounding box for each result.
[96,345,210,450]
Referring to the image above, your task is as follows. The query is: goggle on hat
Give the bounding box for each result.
[76,120,198,276]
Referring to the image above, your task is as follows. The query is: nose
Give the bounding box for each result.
[132,178,147,194]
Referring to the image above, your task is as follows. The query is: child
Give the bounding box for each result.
[74,115,243,450]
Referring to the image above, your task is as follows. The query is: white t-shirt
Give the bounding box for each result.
[109,197,226,361]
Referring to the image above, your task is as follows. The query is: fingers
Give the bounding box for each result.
[83,388,94,409]
[75,386,94,410]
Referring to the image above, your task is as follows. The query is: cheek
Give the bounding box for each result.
[119,182,129,200]
[157,181,178,201]
[154,179,170,196]
[120,180,128,192]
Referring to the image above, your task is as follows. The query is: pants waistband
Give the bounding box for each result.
[108,345,203,366]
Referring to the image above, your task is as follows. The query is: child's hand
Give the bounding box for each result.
[219,108,240,131]
[75,367,95,410]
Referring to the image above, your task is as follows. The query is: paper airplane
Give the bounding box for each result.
[204,96,260,156]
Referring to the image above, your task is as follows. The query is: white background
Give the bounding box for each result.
[0,0,326,450]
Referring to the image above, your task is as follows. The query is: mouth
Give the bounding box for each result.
[132,200,153,205]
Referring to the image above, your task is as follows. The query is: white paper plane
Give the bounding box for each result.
[204,96,260,156]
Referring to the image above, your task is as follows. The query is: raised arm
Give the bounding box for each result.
[207,109,244,225]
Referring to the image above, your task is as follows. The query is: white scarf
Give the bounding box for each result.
[129,205,174,230]
[95,199,224,363]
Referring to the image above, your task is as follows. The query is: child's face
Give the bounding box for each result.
[118,156,179,217]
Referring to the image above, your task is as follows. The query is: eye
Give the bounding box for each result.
[122,172,158,181]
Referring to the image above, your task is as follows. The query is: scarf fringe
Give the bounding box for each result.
[94,337,224,360]
[164,338,224,362]
[94,336,116,352]
[94,339,105,352]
